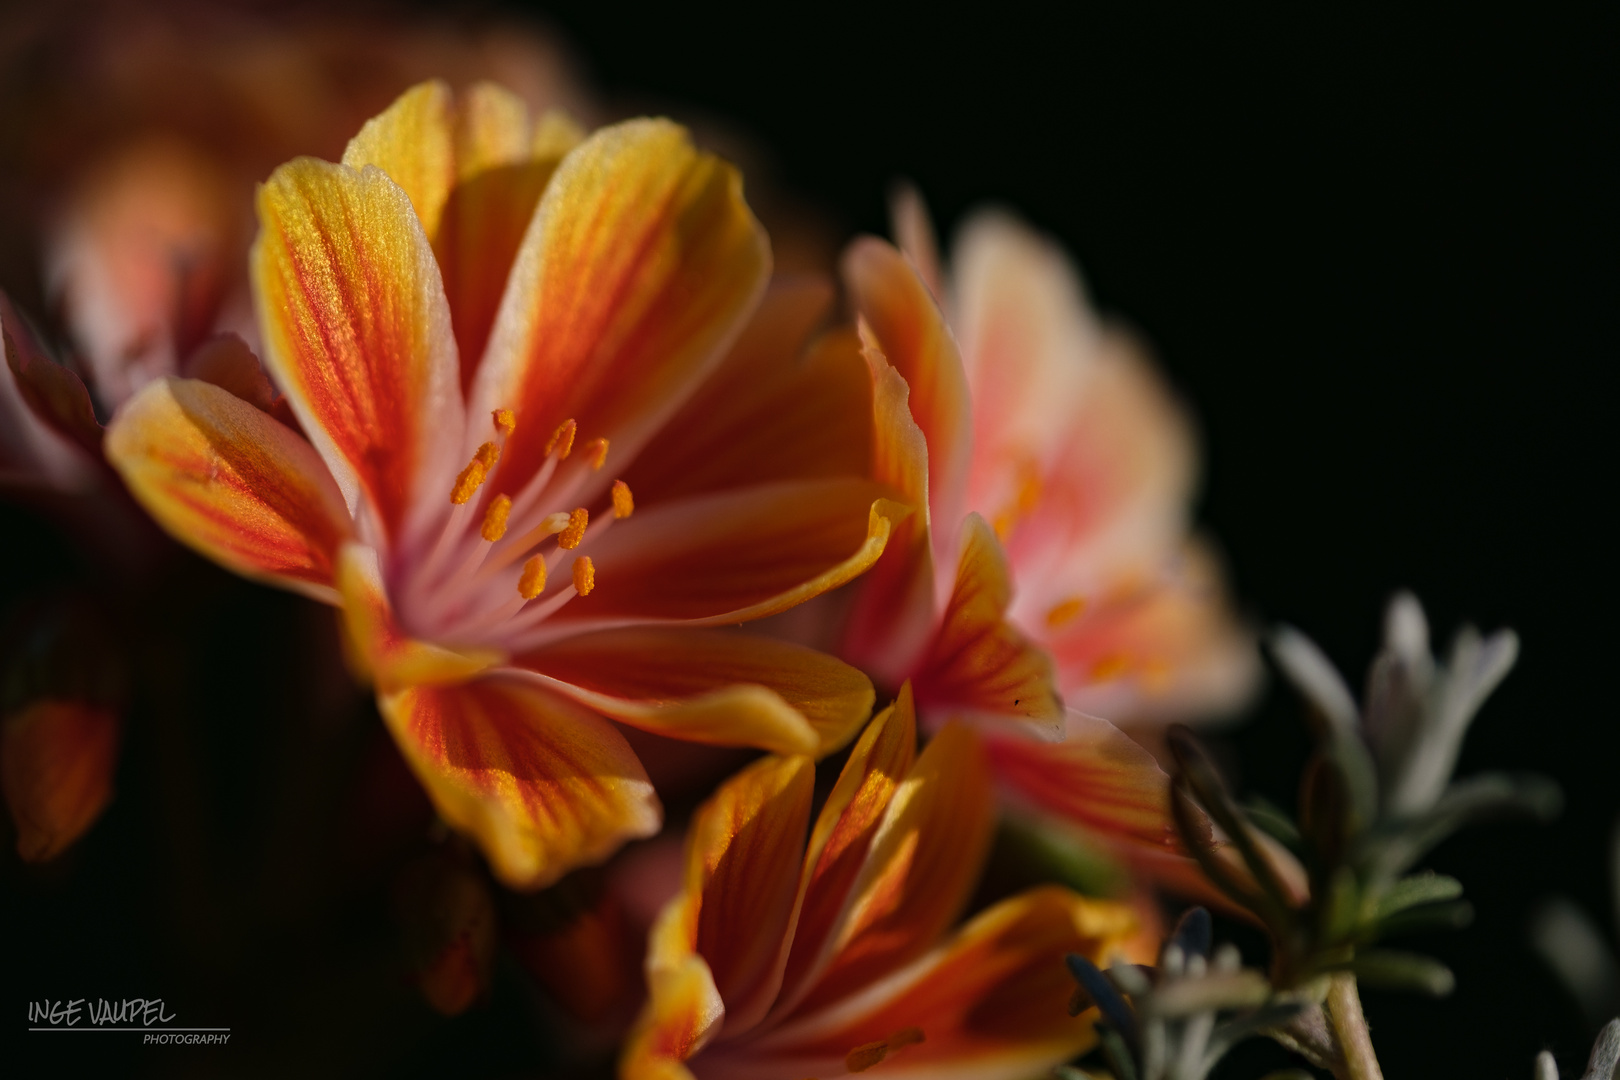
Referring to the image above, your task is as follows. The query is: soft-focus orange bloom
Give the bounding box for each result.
[839,194,1258,881]
[1,699,119,862]
[2,2,589,422]
[622,684,1146,1080]
[106,83,903,889]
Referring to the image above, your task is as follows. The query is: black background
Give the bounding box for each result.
[4,2,1616,1076]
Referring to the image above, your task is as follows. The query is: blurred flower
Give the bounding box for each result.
[106,83,902,889]
[836,193,1255,884]
[0,592,127,861]
[394,838,498,1016]
[2,0,591,416]
[622,684,1146,1079]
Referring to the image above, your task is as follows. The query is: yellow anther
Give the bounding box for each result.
[611,479,634,519]
[450,460,488,505]
[546,418,577,459]
[558,507,588,549]
[474,441,500,469]
[583,437,609,469]
[480,495,512,541]
[571,556,595,596]
[518,555,547,599]
[1091,654,1131,682]
[1045,596,1087,629]
[492,408,516,436]
[846,1029,922,1074]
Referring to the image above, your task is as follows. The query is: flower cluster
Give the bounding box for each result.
[0,24,1575,1078]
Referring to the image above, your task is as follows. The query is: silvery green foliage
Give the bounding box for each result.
[1533,1019,1620,1080]
[1272,591,1521,819]
[1057,909,1307,1080]
[1167,592,1558,999]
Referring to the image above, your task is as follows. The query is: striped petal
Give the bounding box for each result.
[840,318,940,684]
[252,154,462,544]
[526,479,903,634]
[345,81,585,390]
[914,513,1064,738]
[773,685,919,1017]
[379,672,660,889]
[105,377,352,601]
[513,628,873,757]
[843,235,972,541]
[984,712,1181,864]
[644,755,815,1043]
[621,277,873,503]
[791,718,995,1016]
[1,699,120,862]
[714,887,1140,1080]
[467,118,770,498]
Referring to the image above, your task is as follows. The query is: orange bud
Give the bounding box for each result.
[1,700,120,861]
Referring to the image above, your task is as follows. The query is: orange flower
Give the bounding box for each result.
[622,684,1145,1080]
[105,82,904,889]
[838,194,1258,880]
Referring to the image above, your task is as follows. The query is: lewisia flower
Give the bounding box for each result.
[623,684,1145,1079]
[106,82,902,888]
[839,195,1256,876]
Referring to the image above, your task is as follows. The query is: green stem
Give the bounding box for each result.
[1326,974,1384,1080]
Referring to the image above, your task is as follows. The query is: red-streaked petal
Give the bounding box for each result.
[252,155,462,543]
[914,513,1064,737]
[467,118,770,495]
[335,543,503,690]
[1,699,120,862]
[792,719,995,1016]
[513,628,873,757]
[773,685,919,1018]
[621,952,720,1080]
[714,887,1140,1080]
[1040,541,1260,725]
[843,235,972,536]
[622,277,874,503]
[985,712,1180,863]
[646,754,814,1041]
[531,479,904,632]
[888,184,946,307]
[840,322,939,684]
[379,673,660,889]
[105,377,352,601]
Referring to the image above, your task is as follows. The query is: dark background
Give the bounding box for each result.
[4,2,1616,1076]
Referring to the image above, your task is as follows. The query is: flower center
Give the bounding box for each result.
[404,410,631,645]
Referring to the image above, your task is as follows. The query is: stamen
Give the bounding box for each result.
[451,441,501,504]
[572,556,595,596]
[558,508,589,549]
[518,555,548,599]
[545,418,577,459]
[1045,596,1087,629]
[481,495,512,542]
[611,480,634,519]
[583,437,609,469]
[492,408,516,436]
[846,1028,924,1073]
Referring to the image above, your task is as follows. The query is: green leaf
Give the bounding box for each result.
[1370,772,1561,878]
[1344,949,1455,996]
[1370,899,1474,941]
[1375,872,1463,918]
[997,815,1129,898]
